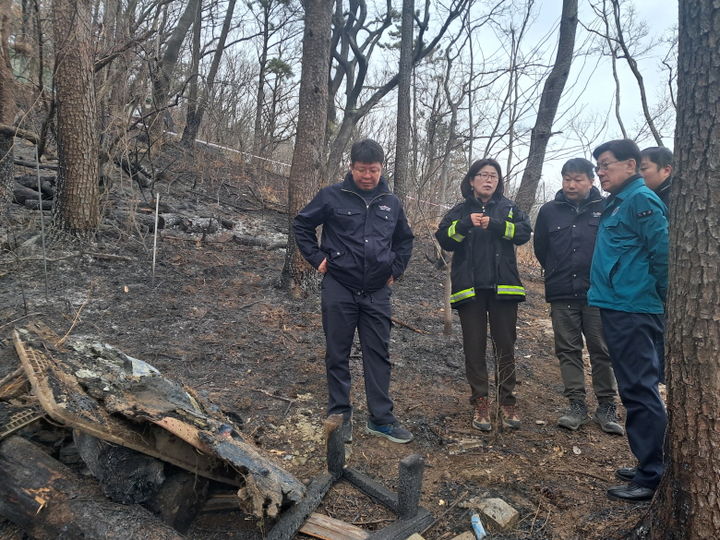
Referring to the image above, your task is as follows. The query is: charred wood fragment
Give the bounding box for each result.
[73,430,166,504]
[0,436,183,539]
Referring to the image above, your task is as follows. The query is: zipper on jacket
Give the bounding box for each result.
[341,188,388,290]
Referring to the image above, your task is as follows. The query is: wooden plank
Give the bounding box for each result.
[300,513,370,540]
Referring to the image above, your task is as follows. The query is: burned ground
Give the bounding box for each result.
[0,143,649,539]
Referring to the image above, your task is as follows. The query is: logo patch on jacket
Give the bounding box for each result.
[637,209,654,218]
[379,205,391,211]
[592,211,602,218]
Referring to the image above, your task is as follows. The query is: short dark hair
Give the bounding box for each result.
[592,139,641,171]
[561,158,595,179]
[350,139,384,165]
[640,146,673,169]
[460,158,504,198]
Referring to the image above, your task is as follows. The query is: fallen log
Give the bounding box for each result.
[15,174,55,197]
[0,436,182,539]
[13,158,58,170]
[24,199,53,210]
[233,234,287,250]
[12,184,45,205]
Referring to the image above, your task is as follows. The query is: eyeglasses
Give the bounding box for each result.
[474,172,499,180]
[352,167,382,175]
[594,159,625,172]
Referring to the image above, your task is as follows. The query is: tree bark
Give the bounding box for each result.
[280,0,333,296]
[0,436,183,539]
[645,2,720,538]
[393,0,414,201]
[0,0,14,204]
[514,0,577,214]
[51,0,101,238]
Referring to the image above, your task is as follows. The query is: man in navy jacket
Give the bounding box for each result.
[534,158,622,435]
[293,139,414,444]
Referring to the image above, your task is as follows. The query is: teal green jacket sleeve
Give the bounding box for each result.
[630,194,669,302]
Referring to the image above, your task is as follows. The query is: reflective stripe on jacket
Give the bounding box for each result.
[436,194,531,307]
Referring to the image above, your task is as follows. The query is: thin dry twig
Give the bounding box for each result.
[0,312,43,331]
[391,317,430,334]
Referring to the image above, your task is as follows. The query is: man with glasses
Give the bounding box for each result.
[588,139,669,502]
[294,139,415,444]
[534,158,622,435]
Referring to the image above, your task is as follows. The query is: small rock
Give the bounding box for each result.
[477,497,519,531]
[535,420,546,425]
[406,535,425,540]
[573,445,582,455]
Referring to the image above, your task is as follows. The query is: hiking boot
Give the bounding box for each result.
[472,397,491,432]
[558,400,589,431]
[340,413,353,444]
[594,401,625,435]
[366,421,414,443]
[500,404,521,430]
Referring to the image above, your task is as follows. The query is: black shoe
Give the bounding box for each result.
[607,483,654,502]
[615,466,637,482]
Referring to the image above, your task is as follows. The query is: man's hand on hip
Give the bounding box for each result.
[318,258,328,273]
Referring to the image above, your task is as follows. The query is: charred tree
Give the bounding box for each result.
[280,0,333,296]
[50,0,101,238]
[0,0,14,203]
[393,0,414,201]
[514,0,577,214]
[644,2,720,538]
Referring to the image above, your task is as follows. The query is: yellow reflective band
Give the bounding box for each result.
[450,287,475,303]
[503,221,515,240]
[497,285,525,296]
[507,209,513,219]
[448,220,465,242]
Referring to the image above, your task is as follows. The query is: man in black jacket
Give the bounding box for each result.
[293,139,415,444]
[640,146,673,384]
[534,158,623,435]
[640,147,673,210]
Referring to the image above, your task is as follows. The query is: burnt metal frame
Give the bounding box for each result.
[268,426,433,540]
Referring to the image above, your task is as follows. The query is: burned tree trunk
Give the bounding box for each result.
[0,436,182,539]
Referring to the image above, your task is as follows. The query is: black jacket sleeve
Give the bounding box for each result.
[533,206,548,268]
[435,205,469,252]
[292,190,329,269]
[391,203,414,278]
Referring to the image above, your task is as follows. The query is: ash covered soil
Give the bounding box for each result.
[0,143,646,539]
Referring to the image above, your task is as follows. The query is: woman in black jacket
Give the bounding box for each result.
[436,159,532,431]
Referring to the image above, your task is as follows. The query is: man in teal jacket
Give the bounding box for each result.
[588,139,668,502]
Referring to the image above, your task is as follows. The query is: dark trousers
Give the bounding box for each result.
[600,309,666,489]
[321,273,395,425]
[550,302,617,403]
[457,290,518,406]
